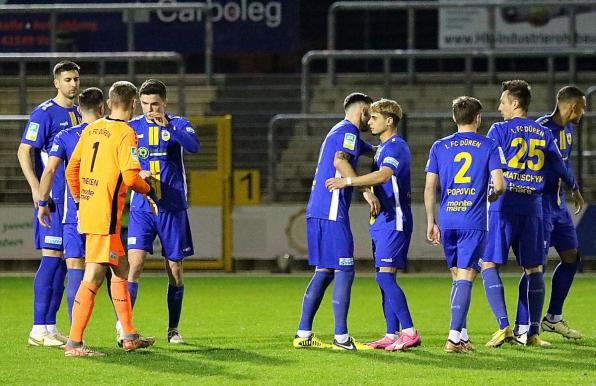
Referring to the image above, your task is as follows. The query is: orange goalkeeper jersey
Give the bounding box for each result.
[66,117,151,235]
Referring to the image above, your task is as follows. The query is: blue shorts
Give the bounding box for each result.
[544,205,578,254]
[484,211,545,267]
[371,228,411,269]
[127,210,194,261]
[441,229,485,271]
[63,223,85,259]
[34,203,64,251]
[306,218,354,271]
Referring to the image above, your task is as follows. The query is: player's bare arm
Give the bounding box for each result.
[423,172,441,245]
[17,143,41,209]
[571,189,584,215]
[325,166,393,190]
[332,150,380,215]
[37,156,62,228]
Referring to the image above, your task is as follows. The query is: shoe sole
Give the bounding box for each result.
[387,339,422,352]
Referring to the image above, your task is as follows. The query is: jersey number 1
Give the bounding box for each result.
[90,142,100,172]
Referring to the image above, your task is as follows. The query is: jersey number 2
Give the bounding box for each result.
[454,152,472,183]
[90,142,100,172]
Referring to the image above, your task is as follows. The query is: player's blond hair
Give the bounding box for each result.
[371,99,403,127]
[108,81,137,108]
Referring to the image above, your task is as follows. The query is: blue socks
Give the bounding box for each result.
[168,284,185,329]
[45,259,66,325]
[33,256,62,325]
[515,273,529,328]
[332,271,355,335]
[298,270,334,331]
[451,281,467,329]
[376,272,413,330]
[381,288,400,334]
[482,267,509,329]
[128,281,139,309]
[527,272,545,336]
[450,280,472,332]
[547,260,578,316]
[66,268,84,324]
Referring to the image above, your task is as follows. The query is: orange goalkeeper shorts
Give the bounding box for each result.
[85,234,125,266]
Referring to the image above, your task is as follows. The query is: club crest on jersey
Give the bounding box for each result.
[343,133,356,150]
[25,122,39,141]
[161,130,171,141]
[138,147,149,159]
[566,132,572,146]
[109,251,117,260]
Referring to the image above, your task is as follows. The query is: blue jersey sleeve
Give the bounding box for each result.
[21,108,50,149]
[380,143,404,176]
[488,140,506,171]
[48,134,67,160]
[358,139,374,156]
[333,130,359,158]
[170,117,200,154]
[425,142,439,174]
[544,130,577,190]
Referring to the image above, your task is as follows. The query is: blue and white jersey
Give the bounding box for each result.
[536,114,576,210]
[487,117,576,216]
[49,122,87,224]
[20,99,81,204]
[370,134,412,232]
[128,113,200,212]
[425,131,505,230]
[306,119,373,223]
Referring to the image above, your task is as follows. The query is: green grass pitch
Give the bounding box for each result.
[0,274,594,385]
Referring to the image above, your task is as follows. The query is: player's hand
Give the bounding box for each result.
[363,190,380,217]
[37,205,51,228]
[139,170,153,180]
[31,189,41,210]
[147,112,169,127]
[426,222,441,245]
[487,185,499,203]
[146,195,159,216]
[572,189,584,215]
[325,177,347,191]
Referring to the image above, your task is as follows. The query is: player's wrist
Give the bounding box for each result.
[38,199,48,207]
[346,177,352,186]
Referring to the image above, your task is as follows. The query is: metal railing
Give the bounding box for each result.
[327,0,596,85]
[268,112,596,202]
[0,2,213,84]
[301,48,596,113]
[1,52,185,115]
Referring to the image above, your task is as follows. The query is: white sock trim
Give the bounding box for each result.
[334,334,349,343]
[448,330,461,343]
[296,330,312,339]
[460,328,469,341]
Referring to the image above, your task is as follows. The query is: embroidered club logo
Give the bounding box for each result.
[25,122,40,141]
[138,147,149,159]
[343,133,356,151]
[161,130,171,141]
[131,147,139,162]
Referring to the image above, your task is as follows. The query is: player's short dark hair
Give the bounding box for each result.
[343,92,373,111]
[53,60,80,78]
[139,79,167,100]
[556,86,585,103]
[109,81,137,107]
[502,80,531,112]
[452,96,482,125]
[78,87,104,112]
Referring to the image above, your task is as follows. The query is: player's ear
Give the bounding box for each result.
[53,77,60,90]
[476,113,481,127]
[107,99,113,111]
[452,114,457,124]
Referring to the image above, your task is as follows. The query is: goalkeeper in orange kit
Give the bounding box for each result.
[64,81,158,356]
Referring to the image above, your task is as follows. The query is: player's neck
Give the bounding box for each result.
[510,111,527,120]
[345,115,361,130]
[81,114,101,125]
[379,129,397,143]
[552,110,567,126]
[457,125,477,133]
[108,110,131,121]
[53,93,74,108]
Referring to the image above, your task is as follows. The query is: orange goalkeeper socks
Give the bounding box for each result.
[110,277,136,335]
[69,281,98,343]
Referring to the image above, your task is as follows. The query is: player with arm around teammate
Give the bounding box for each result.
[37,87,105,326]
[17,60,81,347]
[327,98,421,352]
[293,93,379,351]
[124,79,200,344]
[481,80,579,348]
[63,81,157,356]
[423,96,506,353]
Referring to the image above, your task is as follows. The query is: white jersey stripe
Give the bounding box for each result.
[328,170,341,221]
[391,175,403,231]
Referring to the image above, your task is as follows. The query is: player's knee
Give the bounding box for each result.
[481,261,497,271]
[523,265,543,274]
[65,258,85,270]
[560,249,579,264]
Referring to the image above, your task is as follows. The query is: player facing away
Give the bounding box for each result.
[38,87,105,325]
[326,99,421,352]
[424,97,506,353]
[124,79,200,344]
[481,80,578,348]
[514,86,586,341]
[17,60,81,347]
[293,93,379,351]
[64,81,158,356]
